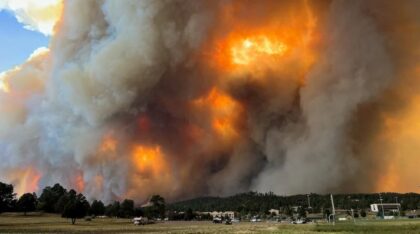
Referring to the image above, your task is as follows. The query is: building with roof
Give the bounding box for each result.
[370,203,400,213]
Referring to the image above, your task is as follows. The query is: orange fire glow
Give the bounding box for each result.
[231,36,288,65]
[207,0,318,78]
[132,145,168,175]
[193,88,242,139]
[3,168,41,196]
[375,96,420,192]
[74,173,85,192]
[126,144,174,199]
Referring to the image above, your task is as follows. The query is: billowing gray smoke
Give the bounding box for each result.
[0,0,419,202]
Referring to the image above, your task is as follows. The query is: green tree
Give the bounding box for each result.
[105,201,120,217]
[150,195,166,218]
[0,182,16,213]
[38,183,67,213]
[55,193,70,213]
[17,193,37,215]
[90,200,105,216]
[61,190,89,224]
[134,207,144,217]
[120,199,134,218]
[184,208,194,220]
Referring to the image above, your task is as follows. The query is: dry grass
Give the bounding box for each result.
[0,213,419,233]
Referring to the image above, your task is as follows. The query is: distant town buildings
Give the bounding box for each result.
[370,203,400,213]
[199,211,235,219]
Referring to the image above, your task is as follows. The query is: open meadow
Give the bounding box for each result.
[0,213,420,233]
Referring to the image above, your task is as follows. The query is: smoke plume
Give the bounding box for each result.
[0,0,419,202]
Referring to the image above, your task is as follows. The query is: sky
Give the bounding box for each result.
[0,10,49,72]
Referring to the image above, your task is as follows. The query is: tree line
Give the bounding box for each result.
[0,181,165,224]
[168,191,420,216]
[2,180,419,223]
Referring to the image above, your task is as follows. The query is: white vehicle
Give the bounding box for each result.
[213,217,223,223]
[133,217,155,225]
[250,217,262,222]
[292,219,306,224]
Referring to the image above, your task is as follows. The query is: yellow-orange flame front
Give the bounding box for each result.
[231,36,288,65]
[126,144,174,199]
[132,145,167,175]
[193,88,243,139]
[2,168,41,196]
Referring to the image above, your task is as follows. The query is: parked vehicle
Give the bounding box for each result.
[292,219,307,224]
[213,217,223,223]
[133,217,155,225]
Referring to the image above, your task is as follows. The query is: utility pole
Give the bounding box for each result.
[330,194,335,225]
[379,193,385,219]
[395,197,400,217]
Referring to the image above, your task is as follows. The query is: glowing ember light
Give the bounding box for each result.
[213,118,237,138]
[231,36,288,65]
[193,88,242,139]
[132,145,167,175]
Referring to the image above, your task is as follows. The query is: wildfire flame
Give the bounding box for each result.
[0,0,417,201]
[376,97,420,192]
[193,88,242,139]
[231,36,288,65]
[2,168,41,196]
[132,145,167,175]
[74,173,85,192]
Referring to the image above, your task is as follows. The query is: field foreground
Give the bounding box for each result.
[0,214,420,233]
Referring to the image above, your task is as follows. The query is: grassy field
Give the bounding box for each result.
[0,213,419,233]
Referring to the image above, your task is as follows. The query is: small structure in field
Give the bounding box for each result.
[269,209,280,216]
[133,217,155,225]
